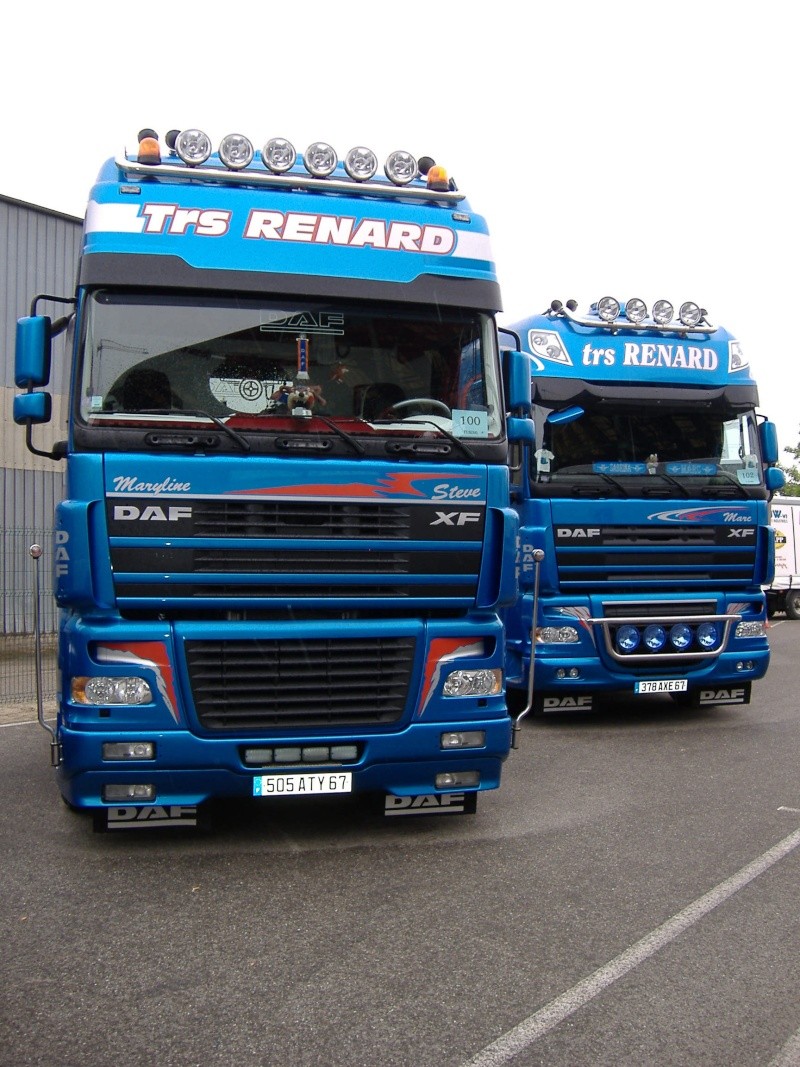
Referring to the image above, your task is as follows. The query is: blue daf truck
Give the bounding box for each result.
[502,297,784,714]
[14,128,527,827]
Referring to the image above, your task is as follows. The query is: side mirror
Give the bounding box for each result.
[759,419,780,466]
[506,350,532,414]
[15,315,53,388]
[765,466,786,492]
[14,391,52,425]
[507,417,535,442]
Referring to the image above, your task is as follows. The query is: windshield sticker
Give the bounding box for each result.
[593,462,648,475]
[737,458,760,485]
[452,409,488,438]
[665,462,718,476]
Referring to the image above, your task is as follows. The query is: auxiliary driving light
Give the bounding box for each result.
[669,624,693,650]
[219,133,254,170]
[679,301,703,327]
[625,298,648,323]
[442,668,502,697]
[384,150,418,185]
[697,622,720,649]
[597,296,621,322]
[344,146,378,181]
[72,676,153,705]
[616,625,640,653]
[643,625,667,651]
[652,299,674,325]
[174,128,212,166]
[261,137,297,173]
[304,142,338,177]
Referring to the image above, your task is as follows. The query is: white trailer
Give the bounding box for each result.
[766,496,800,619]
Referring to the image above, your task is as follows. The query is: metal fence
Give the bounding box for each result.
[1,527,58,704]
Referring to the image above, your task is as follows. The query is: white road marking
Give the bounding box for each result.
[464,827,800,1066]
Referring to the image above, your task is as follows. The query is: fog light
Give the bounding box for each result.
[73,676,153,705]
[736,660,754,672]
[103,783,156,802]
[556,668,567,679]
[441,731,486,749]
[443,668,502,697]
[435,771,480,789]
[568,667,580,678]
[102,742,155,761]
[736,621,766,638]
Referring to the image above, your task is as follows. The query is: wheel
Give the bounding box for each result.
[786,590,800,620]
[388,398,452,418]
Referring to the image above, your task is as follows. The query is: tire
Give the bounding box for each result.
[786,590,800,620]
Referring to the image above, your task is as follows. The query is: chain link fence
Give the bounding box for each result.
[1,528,58,705]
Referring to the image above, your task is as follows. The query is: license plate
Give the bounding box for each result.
[253,772,352,797]
[634,679,688,694]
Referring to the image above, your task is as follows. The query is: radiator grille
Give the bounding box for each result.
[185,635,415,730]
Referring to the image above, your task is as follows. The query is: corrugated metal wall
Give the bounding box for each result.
[2,195,83,640]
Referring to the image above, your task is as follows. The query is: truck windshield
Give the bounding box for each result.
[78,291,502,439]
[532,403,765,497]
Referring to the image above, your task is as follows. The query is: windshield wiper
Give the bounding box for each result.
[136,408,251,452]
[371,418,475,459]
[642,472,691,498]
[309,413,365,454]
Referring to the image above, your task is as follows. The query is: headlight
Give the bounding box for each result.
[72,676,153,705]
[174,128,212,166]
[261,137,296,173]
[443,669,502,697]
[344,146,378,181]
[219,133,254,170]
[304,142,338,177]
[735,620,766,638]
[536,626,580,644]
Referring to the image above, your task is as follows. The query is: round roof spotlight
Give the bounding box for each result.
[219,133,254,170]
[697,622,720,649]
[304,142,338,177]
[261,137,297,173]
[597,296,621,322]
[643,625,667,652]
[175,129,212,166]
[384,150,418,185]
[669,624,693,650]
[616,625,641,654]
[652,299,674,325]
[679,301,703,327]
[344,146,378,182]
[625,297,648,324]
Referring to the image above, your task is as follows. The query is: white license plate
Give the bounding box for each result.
[634,679,688,694]
[253,772,352,797]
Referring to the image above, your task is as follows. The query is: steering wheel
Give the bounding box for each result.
[388,398,452,418]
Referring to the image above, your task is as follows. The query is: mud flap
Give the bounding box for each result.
[384,792,478,817]
[696,682,752,706]
[96,804,200,832]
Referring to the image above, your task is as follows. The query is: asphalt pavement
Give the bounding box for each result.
[1,622,798,1067]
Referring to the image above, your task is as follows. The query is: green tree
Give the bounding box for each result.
[780,431,800,496]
